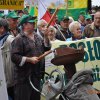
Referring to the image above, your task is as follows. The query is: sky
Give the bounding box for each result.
[92,0,100,6]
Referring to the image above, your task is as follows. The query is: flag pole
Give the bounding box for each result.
[66,0,68,15]
[47,7,59,28]
[38,0,51,18]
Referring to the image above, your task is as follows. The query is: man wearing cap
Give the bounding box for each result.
[0,18,15,100]
[17,10,24,17]
[11,15,51,100]
[55,16,72,41]
[78,11,86,25]
[6,11,20,37]
[83,11,100,38]
[85,14,92,25]
[78,11,86,32]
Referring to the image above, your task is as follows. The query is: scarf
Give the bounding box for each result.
[0,32,9,46]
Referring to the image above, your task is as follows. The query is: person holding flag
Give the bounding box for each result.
[11,15,51,100]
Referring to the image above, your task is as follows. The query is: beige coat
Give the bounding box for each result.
[1,35,15,87]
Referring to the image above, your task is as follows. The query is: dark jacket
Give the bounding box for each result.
[55,25,72,41]
[11,32,51,84]
[83,22,100,38]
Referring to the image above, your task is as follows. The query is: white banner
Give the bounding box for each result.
[0,50,8,100]
[45,37,100,90]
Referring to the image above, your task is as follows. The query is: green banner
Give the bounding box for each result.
[51,8,87,21]
[49,0,88,20]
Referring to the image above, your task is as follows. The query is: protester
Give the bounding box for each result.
[54,15,59,25]
[11,15,51,100]
[78,11,86,25]
[68,21,82,41]
[78,11,86,32]
[48,26,57,41]
[55,16,72,41]
[0,18,15,100]
[6,11,20,37]
[17,10,24,17]
[83,11,100,38]
[85,14,92,25]
[37,19,48,39]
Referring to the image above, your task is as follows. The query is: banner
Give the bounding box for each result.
[0,0,24,10]
[42,0,88,20]
[0,50,8,100]
[26,0,88,20]
[68,0,88,20]
[45,37,100,90]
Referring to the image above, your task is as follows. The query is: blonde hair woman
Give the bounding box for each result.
[69,21,82,40]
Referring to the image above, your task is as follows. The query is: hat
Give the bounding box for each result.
[0,13,4,18]
[19,15,37,26]
[59,16,69,21]
[6,11,20,19]
[85,15,92,20]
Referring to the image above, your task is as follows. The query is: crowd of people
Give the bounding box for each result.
[0,7,100,100]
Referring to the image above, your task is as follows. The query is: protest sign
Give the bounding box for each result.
[0,0,24,10]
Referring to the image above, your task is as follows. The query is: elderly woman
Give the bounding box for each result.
[68,21,83,41]
[48,26,57,41]
[37,19,48,39]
